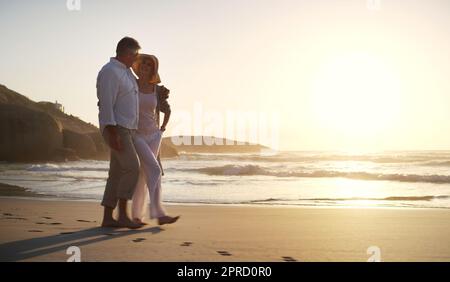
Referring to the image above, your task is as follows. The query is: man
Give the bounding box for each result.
[97,37,142,229]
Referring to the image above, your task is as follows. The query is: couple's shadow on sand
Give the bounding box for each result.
[0,226,164,261]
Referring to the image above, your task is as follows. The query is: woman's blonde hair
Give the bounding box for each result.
[132,54,161,84]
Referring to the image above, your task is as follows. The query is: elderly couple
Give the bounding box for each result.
[96,37,179,229]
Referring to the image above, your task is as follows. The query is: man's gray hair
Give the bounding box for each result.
[116,37,141,56]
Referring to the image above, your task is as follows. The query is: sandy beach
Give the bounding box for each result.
[1,197,449,262]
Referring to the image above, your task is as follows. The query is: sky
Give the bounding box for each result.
[1,0,449,151]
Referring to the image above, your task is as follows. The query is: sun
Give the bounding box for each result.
[310,52,402,140]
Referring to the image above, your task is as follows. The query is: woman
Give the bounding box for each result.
[131,54,179,225]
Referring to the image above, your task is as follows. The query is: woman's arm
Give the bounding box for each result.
[159,85,171,131]
[160,111,171,131]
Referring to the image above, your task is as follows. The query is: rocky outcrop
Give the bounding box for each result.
[62,129,97,159]
[164,136,270,153]
[87,131,110,159]
[160,141,179,158]
[0,84,178,162]
[0,84,108,162]
[0,103,63,162]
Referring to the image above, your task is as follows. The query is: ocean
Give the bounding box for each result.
[1,150,450,209]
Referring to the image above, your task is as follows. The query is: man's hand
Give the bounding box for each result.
[106,126,122,151]
[160,85,170,99]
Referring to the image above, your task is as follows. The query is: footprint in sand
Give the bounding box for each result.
[28,230,43,233]
[217,251,232,256]
[180,241,193,247]
[281,256,297,262]
[2,213,26,220]
[60,232,76,235]
[132,238,146,243]
[42,216,52,219]
[3,217,26,220]
[36,222,62,225]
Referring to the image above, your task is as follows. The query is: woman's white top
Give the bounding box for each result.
[137,89,159,135]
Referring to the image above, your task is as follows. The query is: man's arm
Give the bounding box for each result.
[97,68,119,132]
[104,125,122,151]
[97,69,122,150]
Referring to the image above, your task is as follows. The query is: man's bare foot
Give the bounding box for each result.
[101,219,120,228]
[133,218,148,225]
[158,215,180,226]
[117,217,143,229]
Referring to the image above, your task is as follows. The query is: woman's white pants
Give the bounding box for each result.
[131,130,167,220]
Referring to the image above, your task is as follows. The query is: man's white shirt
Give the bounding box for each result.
[97,57,139,134]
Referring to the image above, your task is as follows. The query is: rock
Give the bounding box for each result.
[0,104,63,162]
[87,131,110,159]
[164,136,269,154]
[62,129,97,159]
[53,147,80,162]
[0,84,114,162]
[160,140,179,158]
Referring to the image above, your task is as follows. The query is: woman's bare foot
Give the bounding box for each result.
[133,218,148,225]
[157,215,180,226]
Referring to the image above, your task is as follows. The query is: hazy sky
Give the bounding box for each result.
[1,0,449,151]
